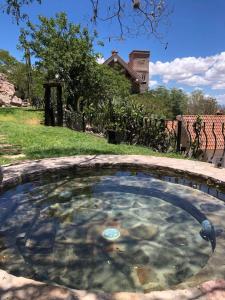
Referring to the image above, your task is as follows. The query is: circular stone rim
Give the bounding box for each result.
[1,155,225,299]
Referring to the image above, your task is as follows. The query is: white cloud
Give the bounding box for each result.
[179,76,210,86]
[97,57,105,64]
[149,52,225,91]
[212,82,225,90]
[149,80,158,87]
[194,87,203,91]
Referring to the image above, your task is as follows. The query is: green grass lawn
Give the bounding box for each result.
[0,108,182,165]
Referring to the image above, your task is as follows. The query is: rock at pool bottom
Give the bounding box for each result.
[135,266,158,285]
[59,190,73,200]
[128,224,159,240]
[25,219,57,252]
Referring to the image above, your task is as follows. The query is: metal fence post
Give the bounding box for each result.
[176,120,182,152]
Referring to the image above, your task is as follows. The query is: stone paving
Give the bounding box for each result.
[2,155,225,189]
[1,155,225,300]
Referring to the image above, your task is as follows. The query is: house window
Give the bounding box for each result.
[142,74,146,82]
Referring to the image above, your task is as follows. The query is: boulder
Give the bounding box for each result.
[0,73,23,107]
[10,96,22,107]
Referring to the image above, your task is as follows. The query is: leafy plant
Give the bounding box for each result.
[191,115,203,158]
[83,97,174,152]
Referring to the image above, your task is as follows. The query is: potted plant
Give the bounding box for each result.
[105,98,127,144]
[106,122,122,144]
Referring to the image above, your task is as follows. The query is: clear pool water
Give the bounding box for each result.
[0,169,223,292]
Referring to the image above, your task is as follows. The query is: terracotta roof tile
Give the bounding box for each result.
[180,115,225,150]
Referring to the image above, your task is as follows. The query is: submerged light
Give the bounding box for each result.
[102,228,120,241]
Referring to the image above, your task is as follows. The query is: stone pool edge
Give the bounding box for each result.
[1,155,225,300]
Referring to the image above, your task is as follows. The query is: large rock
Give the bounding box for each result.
[0,73,23,107]
[10,96,23,107]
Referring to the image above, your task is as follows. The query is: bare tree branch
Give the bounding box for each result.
[1,0,172,41]
[88,0,172,41]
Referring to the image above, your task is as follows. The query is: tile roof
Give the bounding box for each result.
[179,115,225,150]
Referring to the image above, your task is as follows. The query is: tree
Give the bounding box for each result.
[0,49,44,103]
[89,0,171,40]
[19,12,131,125]
[130,86,188,119]
[2,0,171,41]
[0,49,18,73]
[130,87,170,118]
[187,90,219,115]
[170,88,188,119]
[1,0,41,23]
[19,13,97,108]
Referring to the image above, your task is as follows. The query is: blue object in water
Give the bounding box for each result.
[200,219,216,251]
[102,228,120,241]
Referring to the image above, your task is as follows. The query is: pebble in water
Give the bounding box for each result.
[59,190,72,199]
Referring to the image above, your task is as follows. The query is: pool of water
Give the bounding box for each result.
[0,169,224,292]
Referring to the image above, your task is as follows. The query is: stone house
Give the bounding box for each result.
[104,50,150,93]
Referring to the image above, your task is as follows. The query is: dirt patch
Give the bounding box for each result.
[2,154,26,159]
[25,118,41,125]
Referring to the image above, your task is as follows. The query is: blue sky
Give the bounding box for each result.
[1,0,225,104]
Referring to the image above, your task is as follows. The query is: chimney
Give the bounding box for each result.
[112,50,118,56]
[128,50,150,93]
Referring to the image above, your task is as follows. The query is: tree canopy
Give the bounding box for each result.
[130,87,222,119]
[1,0,41,22]
[130,87,188,119]
[0,49,43,102]
[187,90,220,115]
[19,12,131,110]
